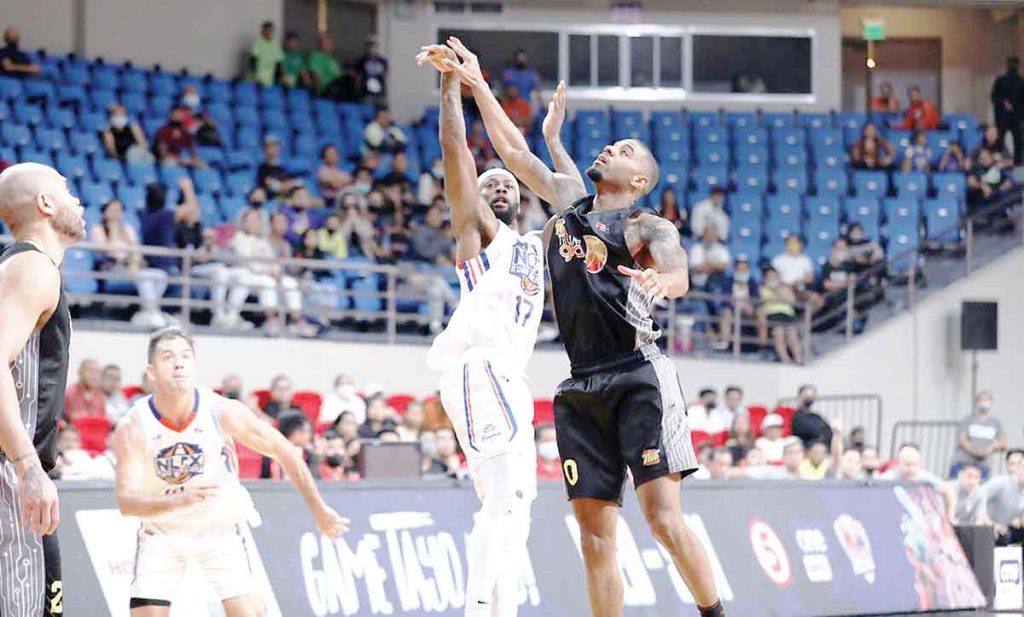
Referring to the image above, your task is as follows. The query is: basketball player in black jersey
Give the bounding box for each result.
[442,39,724,617]
[0,162,84,617]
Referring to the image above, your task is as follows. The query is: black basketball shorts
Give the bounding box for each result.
[553,354,699,504]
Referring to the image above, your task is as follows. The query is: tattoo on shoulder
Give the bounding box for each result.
[638,215,679,243]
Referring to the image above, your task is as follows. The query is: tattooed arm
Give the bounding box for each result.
[442,37,587,211]
[620,212,689,299]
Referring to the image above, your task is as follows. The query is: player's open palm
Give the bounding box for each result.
[314,504,350,537]
[415,44,456,74]
[18,466,60,536]
[542,81,568,142]
[444,36,486,90]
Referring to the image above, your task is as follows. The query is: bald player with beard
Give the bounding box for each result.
[0,163,86,617]
[439,38,724,617]
[416,45,578,617]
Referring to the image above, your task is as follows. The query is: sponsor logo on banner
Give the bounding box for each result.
[300,511,541,616]
[795,528,833,583]
[1000,559,1022,584]
[749,519,792,587]
[833,513,876,584]
[994,547,1024,610]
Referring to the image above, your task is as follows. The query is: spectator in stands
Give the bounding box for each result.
[101,364,129,423]
[363,108,407,155]
[249,20,283,87]
[992,57,1024,165]
[264,413,318,479]
[358,396,398,439]
[754,413,786,463]
[723,386,750,422]
[948,462,985,525]
[658,189,687,236]
[950,391,1006,479]
[833,449,864,480]
[295,228,336,327]
[501,84,534,136]
[895,86,941,130]
[268,211,295,259]
[0,27,40,76]
[740,439,804,479]
[320,374,367,425]
[937,142,968,173]
[771,235,819,307]
[178,86,222,147]
[791,385,832,447]
[870,81,900,113]
[263,375,301,420]
[155,108,203,168]
[1007,449,1024,476]
[818,237,856,328]
[978,456,1024,545]
[64,359,105,421]
[411,204,452,264]
[861,446,881,478]
[187,227,252,330]
[91,199,172,328]
[395,402,425,443]
[690,186,729,240]
[101,104,153,165]
[130,372,154,403]
[318,430,349,482]
[56,425,113,481]
[883,445,957,518]
[329,196,382,260]
[468,120,497,172]
[901,130,933,173]
[378,152,414,191]
[229,208,307,336]
[847,426,867,451]
[316,145,352,205]
[757,267,803,364]
[725,415,755,463]
[356,35,388,105]
[850,122,895,170]
[977,124,1015,170]
[689,388,733,436]
[967,149,1014,212]
[503,49,540,103]
[257,135,301,199]
[281,31,312,90]
[424,428,468,479]
[845,223,884,275]
[715,256,759,351]
[798,440,831,479]
[707,448,733,480]
[418,158,445,206]
[140,179,191,274]
[689,226,731,294]
[334,411,360,444]
[378,429,401,442]
[535,424,561,481]
[220,374,243,400]
[308,34,345,99]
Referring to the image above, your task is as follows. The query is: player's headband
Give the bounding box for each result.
[477,168,521,206]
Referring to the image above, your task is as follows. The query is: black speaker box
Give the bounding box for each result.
[961,301,998,351]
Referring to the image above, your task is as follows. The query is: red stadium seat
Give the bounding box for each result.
[251,389,271,411]
[775,406,795,436]
[234,441,263,480]
[709,431,729,446]
[72,416,111,456]
[292,391,323,423]
[122,385,143,400]
[749,405,768,437]
[691,430,712,449]
[533,398,554,426]
[386,394,416,414]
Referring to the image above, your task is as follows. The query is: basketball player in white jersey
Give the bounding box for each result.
[415,46,577,617]
[111,327,349,616]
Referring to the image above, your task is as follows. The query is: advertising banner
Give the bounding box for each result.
[59,479,985,617]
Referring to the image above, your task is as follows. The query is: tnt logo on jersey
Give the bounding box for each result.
[509,240,542,295]
[155,442,205,485]
[555,219,608,273]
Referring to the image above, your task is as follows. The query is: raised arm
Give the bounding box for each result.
[217,397,349,536]
[620,213,689,300]
[542,81,586,190]
[416,45,496,246]
[443,37,586,211]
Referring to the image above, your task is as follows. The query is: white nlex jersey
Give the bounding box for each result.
[427,222,544,374]
[124,386,257,531]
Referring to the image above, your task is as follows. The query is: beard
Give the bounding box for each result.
[492,204,517,226]
[585,166,602,182]
[53,205,85,241]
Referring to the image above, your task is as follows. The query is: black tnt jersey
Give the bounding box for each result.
[546,196,660,373]
[0,243,71,472]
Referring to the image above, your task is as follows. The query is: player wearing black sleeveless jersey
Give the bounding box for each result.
[0,163,84,617]
[444,38,724,617]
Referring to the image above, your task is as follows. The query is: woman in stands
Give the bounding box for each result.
[850,121,895,170]
[90,199,172,329]
[658,187,687,237]
[101,104,154,166]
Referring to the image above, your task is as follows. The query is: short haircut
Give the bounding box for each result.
[1006,448,1024,462]
[147,327,194,362]
[261,20,274,30]
[279,413,311,438]
[699,387,716,398]
[102,363,120,374]
[634,141,660,197]
[271,374,291,389]
[725,385,742,396]
[958,461,982,474]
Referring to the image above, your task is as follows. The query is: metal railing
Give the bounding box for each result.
[779,394,884,451]
[890,420,959,478]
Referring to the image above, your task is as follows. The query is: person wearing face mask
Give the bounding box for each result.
[713,254,758,351]
[0,27,41,76]
[320,375,367,425]
[502,49,540,104]
[317,145,353,204]
[155,107,204,168]
[101,104,154,165]
[950,391,1006,480]
[318,431,351,482]
[177,85,222,147]
[791,384,832,448]
[535,424,562,480]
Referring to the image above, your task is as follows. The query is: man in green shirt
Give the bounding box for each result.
[281,31,311,89]
[249,21,283,87]
[308,35,343,96]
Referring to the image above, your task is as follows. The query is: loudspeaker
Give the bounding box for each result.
[961,301,998,351]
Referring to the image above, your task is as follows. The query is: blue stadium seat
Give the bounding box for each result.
[852,170,888,199]
[728,191,763,219]
[774,168,808,194]
[774,148,807,169]
[150,73,177,98]
[19,149,55,168]
[234,106,261,128]
[89,88,117,112]
[260,86,286,110]
[289,111,314,134]
[0,76,24,101]
[805,195,841,226]
[225,171,256,197]
[148,95,174,118]
[13,103,44,126]
[141,117,164,140]
[120,91,146,117]
[844,196,882,238]
[220,196,246,221]
[835,112,867,132]
[235,127,262,151]
[655,143,689,165]
[193,168,224,194]
[734,127,768,147]
[884,196,920,232]
[892,172,927,200]
[79,109,108,134]
[761,112,796,129]
[651,111,684,130]
[734,165,769,192]
[197,193,223,226]
[695,125,727,147]
[887,129,913,153]
[315,111,341,134]
[287,87,311,111]
[92,158,124,185]
[117,184,146,211]
[34,127,67,152]
[205,79,232,105]
[809,128,843,151]
[46,106,76,130]
[22,80,55,103]
[1,123,32,147]
[927,131,956,153]
[944,114,978,141]
[814,169,848,196]
[729,224,762,261]
[576,109,608,128]
[196,146,225,168]
[225,150,260,170]
[726,112,756,130]
[68,130,102,156]
[798,112,832,130]
[120,69,148,94]
[0,100,9,123]
[660,162,689,191]
[695,141,729,166]
[55,152,89,181]
[126,164,158,187]
[922,196,961,242]
[159,165,190,187]
[57,84,87,107]
[61,63,90,87]
[79,180,115,208]
[687,111,720,128]
[92,65,120,91]
[293,133,319,160]
[772,127,805,149]
[693,164,729,190]
[261,110,288,133]
[735,144,769,167]
[62,248,98,295]
[204,102,233,129]
[763,225,797,259]
[766,191,802,223]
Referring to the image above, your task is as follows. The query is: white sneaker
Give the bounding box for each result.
[263,317,283,337]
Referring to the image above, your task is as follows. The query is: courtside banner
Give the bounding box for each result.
[60,479,985,616]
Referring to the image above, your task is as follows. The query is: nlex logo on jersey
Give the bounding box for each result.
[510,240,542,295]
[555,219,608,274]
[155,442,205,485]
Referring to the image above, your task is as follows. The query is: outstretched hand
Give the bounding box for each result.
[542,81,568,141]
[618,265,670,300]
[415,44,457,74]
[441,36,487,90]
